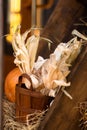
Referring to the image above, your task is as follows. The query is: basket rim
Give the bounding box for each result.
[16,84,51,98]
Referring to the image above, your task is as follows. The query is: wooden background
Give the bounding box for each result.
[37,0,87,129]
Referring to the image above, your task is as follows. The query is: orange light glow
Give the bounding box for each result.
[6,0,21,43]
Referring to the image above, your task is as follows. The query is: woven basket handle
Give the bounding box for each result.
[18,73,33,91]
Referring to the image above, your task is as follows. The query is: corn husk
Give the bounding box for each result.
[12,27,40,74]
[12,28,86,98]
[12,27,52,74]
[31,31,85,97]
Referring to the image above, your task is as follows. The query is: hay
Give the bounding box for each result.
[3,97,47,130]
[79,102,87,130]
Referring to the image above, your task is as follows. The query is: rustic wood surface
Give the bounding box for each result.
[3,0,87,129]
[37,0,85,58]
[38,44,87,130]
[37,0,87,129]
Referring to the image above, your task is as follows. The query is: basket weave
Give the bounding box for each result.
[15,73,53,123]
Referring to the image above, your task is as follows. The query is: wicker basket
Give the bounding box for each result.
[15,73,53,123]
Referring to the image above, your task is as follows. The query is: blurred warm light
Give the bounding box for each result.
[6,0,21,43]
[10,0,21,12]
[10,14,21,24]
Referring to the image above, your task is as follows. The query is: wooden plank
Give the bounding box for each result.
[0,0,3,129]
[37,0,85,58]
[37,1,87,129]
[38,44,87,130]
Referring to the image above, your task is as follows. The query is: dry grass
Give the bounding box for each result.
[3,97,47,130]
[79,102,87,130]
